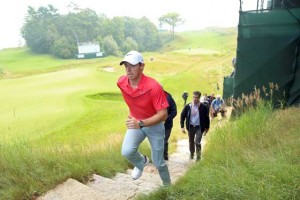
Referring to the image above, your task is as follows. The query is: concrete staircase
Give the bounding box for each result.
[37,139,196,200]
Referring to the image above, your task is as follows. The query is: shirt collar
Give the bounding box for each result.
[192,102,200,107]
[125,74,145,90]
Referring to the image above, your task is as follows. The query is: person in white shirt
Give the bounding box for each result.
[180,91,210,161]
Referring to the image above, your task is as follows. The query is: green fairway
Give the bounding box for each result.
[0,66,121,142]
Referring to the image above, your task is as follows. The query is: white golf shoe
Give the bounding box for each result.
[131,155,150,180]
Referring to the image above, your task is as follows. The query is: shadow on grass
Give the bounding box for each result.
[86,92,123,101]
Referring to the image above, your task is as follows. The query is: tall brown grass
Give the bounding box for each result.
[231,82,285,117]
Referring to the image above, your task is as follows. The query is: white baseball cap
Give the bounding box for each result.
[120,51,144,65]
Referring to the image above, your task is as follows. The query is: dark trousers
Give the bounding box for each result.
[212,109,226,117]
[188,126,203,156]
[164,128,172,158]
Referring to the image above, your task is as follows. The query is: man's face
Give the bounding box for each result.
[124,62,144,81]
[192,95,200,104]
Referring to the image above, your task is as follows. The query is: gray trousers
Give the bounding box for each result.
[121,122,171,185]
[188,126,203,156]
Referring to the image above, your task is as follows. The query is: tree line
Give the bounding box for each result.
[21,5,183,59]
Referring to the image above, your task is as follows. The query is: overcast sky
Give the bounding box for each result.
[0,0,257,50]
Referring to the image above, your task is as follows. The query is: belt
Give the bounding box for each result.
[190,125,200,128]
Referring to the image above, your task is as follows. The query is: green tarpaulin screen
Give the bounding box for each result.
[230,7,300,106]
[223,76,234,101]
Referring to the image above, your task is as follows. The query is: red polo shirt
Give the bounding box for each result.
[117,74,169,120]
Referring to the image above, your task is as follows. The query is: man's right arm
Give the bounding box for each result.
[143,108,168,127]
[180,106,186,128]
[180,106,187,133]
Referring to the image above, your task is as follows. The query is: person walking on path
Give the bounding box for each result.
[117,50,171,185]
[163,90,177,161]
[180,91,210,161]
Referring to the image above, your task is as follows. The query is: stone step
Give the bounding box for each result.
[118,172,160,196]
[87,174,138,200]
[37,139,195,200]
[37,178,103,200]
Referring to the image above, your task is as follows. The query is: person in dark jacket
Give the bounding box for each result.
[163,90,177,161]
[180,91,210,161]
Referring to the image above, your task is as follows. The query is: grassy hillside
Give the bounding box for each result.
[138,103,300,200]
[160,27,237,52]
[0,28,242,199]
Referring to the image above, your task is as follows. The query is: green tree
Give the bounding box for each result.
[138,17,161,51]
[159,12,184,37]
[56,9,101,43]
[52,36,76,59]
[102,17,125,45]
[22,5,164,58]
[102,35,120,56]
[22,5,59,53]
[123,17,161,52]
[121,37,138,53]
